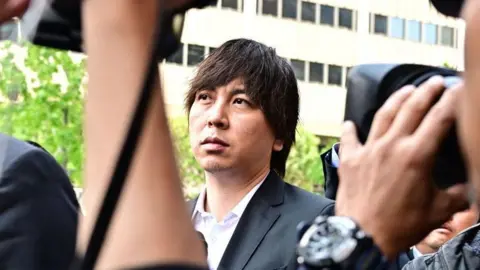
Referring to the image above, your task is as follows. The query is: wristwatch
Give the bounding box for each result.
[296,216,390,270]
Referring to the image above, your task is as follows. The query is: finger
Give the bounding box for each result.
[386,76,445,139]
[432,183,469,223]
[367,85,415,144]
[412,82,462,157]
[339,121,361,160]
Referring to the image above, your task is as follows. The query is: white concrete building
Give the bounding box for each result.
[161,0,464,138]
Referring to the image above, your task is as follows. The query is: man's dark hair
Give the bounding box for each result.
[185,38,299,177]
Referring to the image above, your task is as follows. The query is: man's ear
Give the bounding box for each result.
[273,139,284,152]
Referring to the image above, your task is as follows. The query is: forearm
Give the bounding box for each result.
[79,0,206,268]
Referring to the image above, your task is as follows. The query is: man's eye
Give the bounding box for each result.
[233,98,250,106]
[197,93,209,100]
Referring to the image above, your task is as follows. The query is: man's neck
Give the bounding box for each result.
[203,166,270,221]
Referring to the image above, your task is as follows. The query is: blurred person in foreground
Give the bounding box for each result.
[409,204,479,259]
[0,133,79,270]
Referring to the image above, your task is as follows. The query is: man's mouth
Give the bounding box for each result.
[201,137,229,151]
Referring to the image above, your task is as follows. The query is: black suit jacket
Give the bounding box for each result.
[321,147,412,269]
[188,171,334,270]
[0,134,79,269]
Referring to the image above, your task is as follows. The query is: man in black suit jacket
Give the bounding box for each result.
[185,39,334,270]
[0,133,79,269]
[188,170,334,270]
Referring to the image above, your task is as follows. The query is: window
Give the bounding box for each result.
[407,20,421,42]
[309,62,324,83]
[187,45,205,66]
[320,5,334,26]
[424,23,438,45]
[441,26,455,47]
[301,1,316,23]
[291,59,305,81]
[208,47,217,54]
[221,0,237,10]
[262,0,278,16]
[374,14,387,34]
[166,43,184,65]
[282,0,297,19]
[328,65,342,86]
[338,8,353,29]
[389,17,404,39]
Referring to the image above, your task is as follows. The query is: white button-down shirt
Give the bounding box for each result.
[192,179,265,270]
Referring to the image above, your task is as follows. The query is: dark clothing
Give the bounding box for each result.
[321,146,339,201]
[321,147,412,270]
[402,224,480,270]
[188,171,335,270]
[71,254,208,270]
[132,267,208,270]
[0,134,79,270]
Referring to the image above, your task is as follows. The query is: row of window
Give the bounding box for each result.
[288,58,349,87]
[372,14,456,47]
[209,0,457,48]
[165,43,217,67]
[165,43,348,87]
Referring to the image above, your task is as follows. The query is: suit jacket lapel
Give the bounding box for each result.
[217,171,285,270]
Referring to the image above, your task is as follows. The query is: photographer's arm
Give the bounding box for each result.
[78,0,206,269]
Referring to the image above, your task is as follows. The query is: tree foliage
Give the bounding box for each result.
[0,41,86,186]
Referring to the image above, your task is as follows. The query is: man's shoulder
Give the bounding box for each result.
[0,134,44,172]
[282,182,335,215]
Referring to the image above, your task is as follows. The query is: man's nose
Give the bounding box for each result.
[207,103,229,129]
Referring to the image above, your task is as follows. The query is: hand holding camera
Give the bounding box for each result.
[336,76,469,259]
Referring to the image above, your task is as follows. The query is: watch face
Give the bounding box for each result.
[297,216,359,267]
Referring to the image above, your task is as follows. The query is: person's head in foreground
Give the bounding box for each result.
[415,203,479,255]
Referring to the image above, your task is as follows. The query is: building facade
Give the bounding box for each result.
[161,0,464,138]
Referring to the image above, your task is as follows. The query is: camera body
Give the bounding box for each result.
[344,64,466,189]
[2,0,216,54]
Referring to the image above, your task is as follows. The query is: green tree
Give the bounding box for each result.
[0,41,86,186]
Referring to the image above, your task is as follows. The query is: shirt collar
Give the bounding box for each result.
[412,246,424,258]
[192,173,267,221]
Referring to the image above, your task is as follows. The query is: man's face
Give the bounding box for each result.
[421,205,479,251]
[460,0,480,208]
[188,78,283,176]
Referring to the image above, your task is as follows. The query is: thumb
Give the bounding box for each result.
[340,121,361,159]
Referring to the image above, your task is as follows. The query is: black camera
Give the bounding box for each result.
[2,0,215,56]
[344,64,466,189]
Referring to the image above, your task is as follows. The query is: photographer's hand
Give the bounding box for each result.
[336,76,469,260]
[0,0,29,23]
